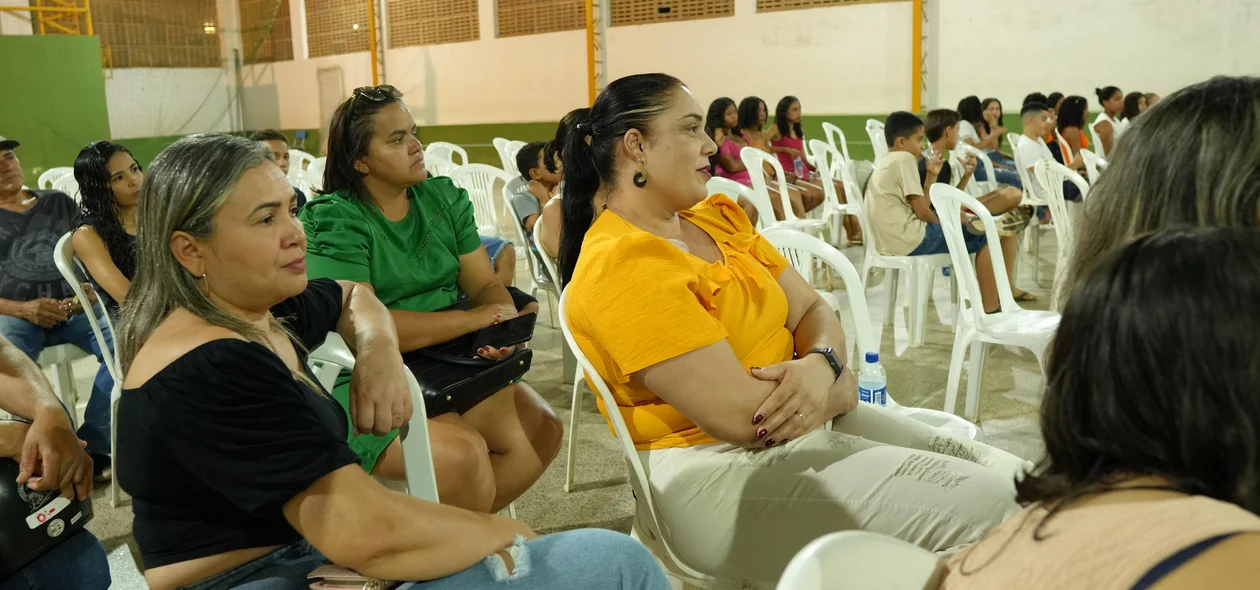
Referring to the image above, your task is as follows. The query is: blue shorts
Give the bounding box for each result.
[909,222,986,256]
[479,235,510,263]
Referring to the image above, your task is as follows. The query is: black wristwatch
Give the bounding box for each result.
[808,347,845,382]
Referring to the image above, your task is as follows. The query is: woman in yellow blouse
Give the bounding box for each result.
[559,74,1027,589]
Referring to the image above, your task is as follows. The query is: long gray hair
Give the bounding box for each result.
[1067,76,1260,296]
[119,134,282,374]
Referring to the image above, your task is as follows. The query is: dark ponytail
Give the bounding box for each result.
[544,108,591,174]
[1095,86,1121,107]
[558,73,684,286]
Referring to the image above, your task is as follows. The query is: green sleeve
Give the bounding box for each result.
[428,178,482,256]
[300,195,373,283]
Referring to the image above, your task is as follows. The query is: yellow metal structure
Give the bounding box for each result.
[911,0,922,112]
[0,0,92,36]
[584,0,605,105]
[367,0,379,85]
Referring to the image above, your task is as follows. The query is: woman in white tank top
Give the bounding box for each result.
[1092,86,1128,158]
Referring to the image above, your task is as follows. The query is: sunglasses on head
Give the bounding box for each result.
[350,84,402,110]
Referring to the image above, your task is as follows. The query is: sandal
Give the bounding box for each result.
[1013,290,1039,302]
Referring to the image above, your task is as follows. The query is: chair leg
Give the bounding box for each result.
[53,362,78,427]
[964,341,987,422]
[1031,228,1042,285]
[884,268,900,326]
[910,264,931,347]
[545,290,557,329]
[943,327,970,415]
[564,366,584,493]
[110,392,120,508]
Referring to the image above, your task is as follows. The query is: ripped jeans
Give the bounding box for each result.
[638,402,1028,589]
[181,530,670,590]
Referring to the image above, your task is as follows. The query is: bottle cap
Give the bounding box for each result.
[865,352,879,363]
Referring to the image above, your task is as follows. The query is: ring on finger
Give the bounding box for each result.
[795,411,806,422]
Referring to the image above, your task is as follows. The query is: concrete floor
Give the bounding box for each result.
[63,221,1061,588]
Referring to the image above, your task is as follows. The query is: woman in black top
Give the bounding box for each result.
[116,134,669,590]
[72,141,141,313]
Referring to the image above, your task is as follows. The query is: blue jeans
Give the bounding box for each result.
[0,313,114,458]
[184,530,670,590]
[971,162,1023,190]
[0,530,110,590]
[479,236,510,264]
[909,222,986,256]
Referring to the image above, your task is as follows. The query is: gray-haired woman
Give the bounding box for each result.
[114,134,669,590]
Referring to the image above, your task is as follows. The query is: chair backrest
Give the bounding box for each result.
[52,174,80,202]
[556,291,709,581]
[38,167,73,190]
[930,184,1020,325]
[1088,118,1106,159]
[1008,133,1047,205]
[1053,127,1073,164]
[425,141,468,167]
[425,154,459,178]
[502,177,553,288]
[52,232,119,381]
[1079,148,1107,183]
[866,119,887,162]
[807,140,849,218]
[761,228,874,367]
[504,141,528,177]
[450,164,511,236]
[706,176,774,231]
[289,149,316,175]
[492,137,513,170]
[1033,159,1089,311]
[821,122,850,163]
[775,531,944,590]
[532,212,562,289]
[742,147,800,222]
[953,143,996,196]
[307,333,440,503]
[307,157,327,192]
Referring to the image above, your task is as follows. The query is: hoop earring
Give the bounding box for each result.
[633,161,648,188]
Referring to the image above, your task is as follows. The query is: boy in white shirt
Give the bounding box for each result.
[1017,103,1084,203]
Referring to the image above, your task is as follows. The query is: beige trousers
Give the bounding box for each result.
[637,403,1026,589]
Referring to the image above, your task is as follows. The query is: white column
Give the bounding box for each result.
[0,0,34,35]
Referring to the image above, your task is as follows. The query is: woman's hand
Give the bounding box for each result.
[473,303,517,328]
[17,406,95,500]
[348,348,414,436]
[476,345,516,361]
[747,356,837,447]
[993,125,1007,136]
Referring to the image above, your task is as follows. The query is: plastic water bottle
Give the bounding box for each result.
[858,352,888,407]
[793,156,805,179]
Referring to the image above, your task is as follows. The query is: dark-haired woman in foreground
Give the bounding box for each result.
[72,140,142,313]
[301,86,561,514]
[561,73,1025,588]
[943,229,1260,590]
[117,133,668,590]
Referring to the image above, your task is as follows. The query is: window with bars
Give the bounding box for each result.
[609,0,732,26]
[239,0,293,63]
[755,0,904,15]
[497,0,583,38]
[37,0,222,68]
[387,0,479,48]
[305,0,370,57]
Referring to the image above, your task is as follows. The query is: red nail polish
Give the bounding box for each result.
[753,414,764,425]
[757,428,767,439]
[765,439,775,447]
[780,438,790,445]
[751,366,761,371]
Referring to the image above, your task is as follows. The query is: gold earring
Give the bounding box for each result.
[633,161,648,188]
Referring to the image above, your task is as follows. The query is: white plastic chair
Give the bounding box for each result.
[1033,160,1090,311]
[307,333,440,504]
[954,143,997,196]
[1079,148,1107,183]
[288,149,316,186]
[306,157,326,193]
[502,177,557,327]
[557,291,716,587]
[776,530,945,590]
[807,140,855,247]
[38,167,73,190]
[424,142,468,167]
[762,228,978,440]
[741,147,827,237]
[841,171,954,348]
[1089,119,1106,159]
[821,122,851,164]
[52,174,80,202]
[1008,133,1053,284]
[492,137,513,171]
[504,141,528,178]
[866,119,887,162]
[449,164,512,238]
[53,232,122,506]
[929,184,1061,422]
[706,177,776,231]
[425,154,459,178]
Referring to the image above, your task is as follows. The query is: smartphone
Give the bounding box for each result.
[470,313,537,355]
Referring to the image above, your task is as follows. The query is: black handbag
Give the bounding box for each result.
[403,302,535,417]
[0,449,94,583]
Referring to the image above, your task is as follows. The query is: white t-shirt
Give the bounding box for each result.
[958,120,980,145]
[1016,135,1055,201]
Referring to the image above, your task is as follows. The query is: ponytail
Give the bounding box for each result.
[1096,86,1121,107]
[558,73,684,286]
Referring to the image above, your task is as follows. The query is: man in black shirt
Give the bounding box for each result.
[0,136,116,481]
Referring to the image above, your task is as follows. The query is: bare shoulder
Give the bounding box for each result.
[1149,533,1260,590]
[124,308,246,388]
[71,225,104,248]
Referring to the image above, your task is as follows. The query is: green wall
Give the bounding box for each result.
[0,35,111,184]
